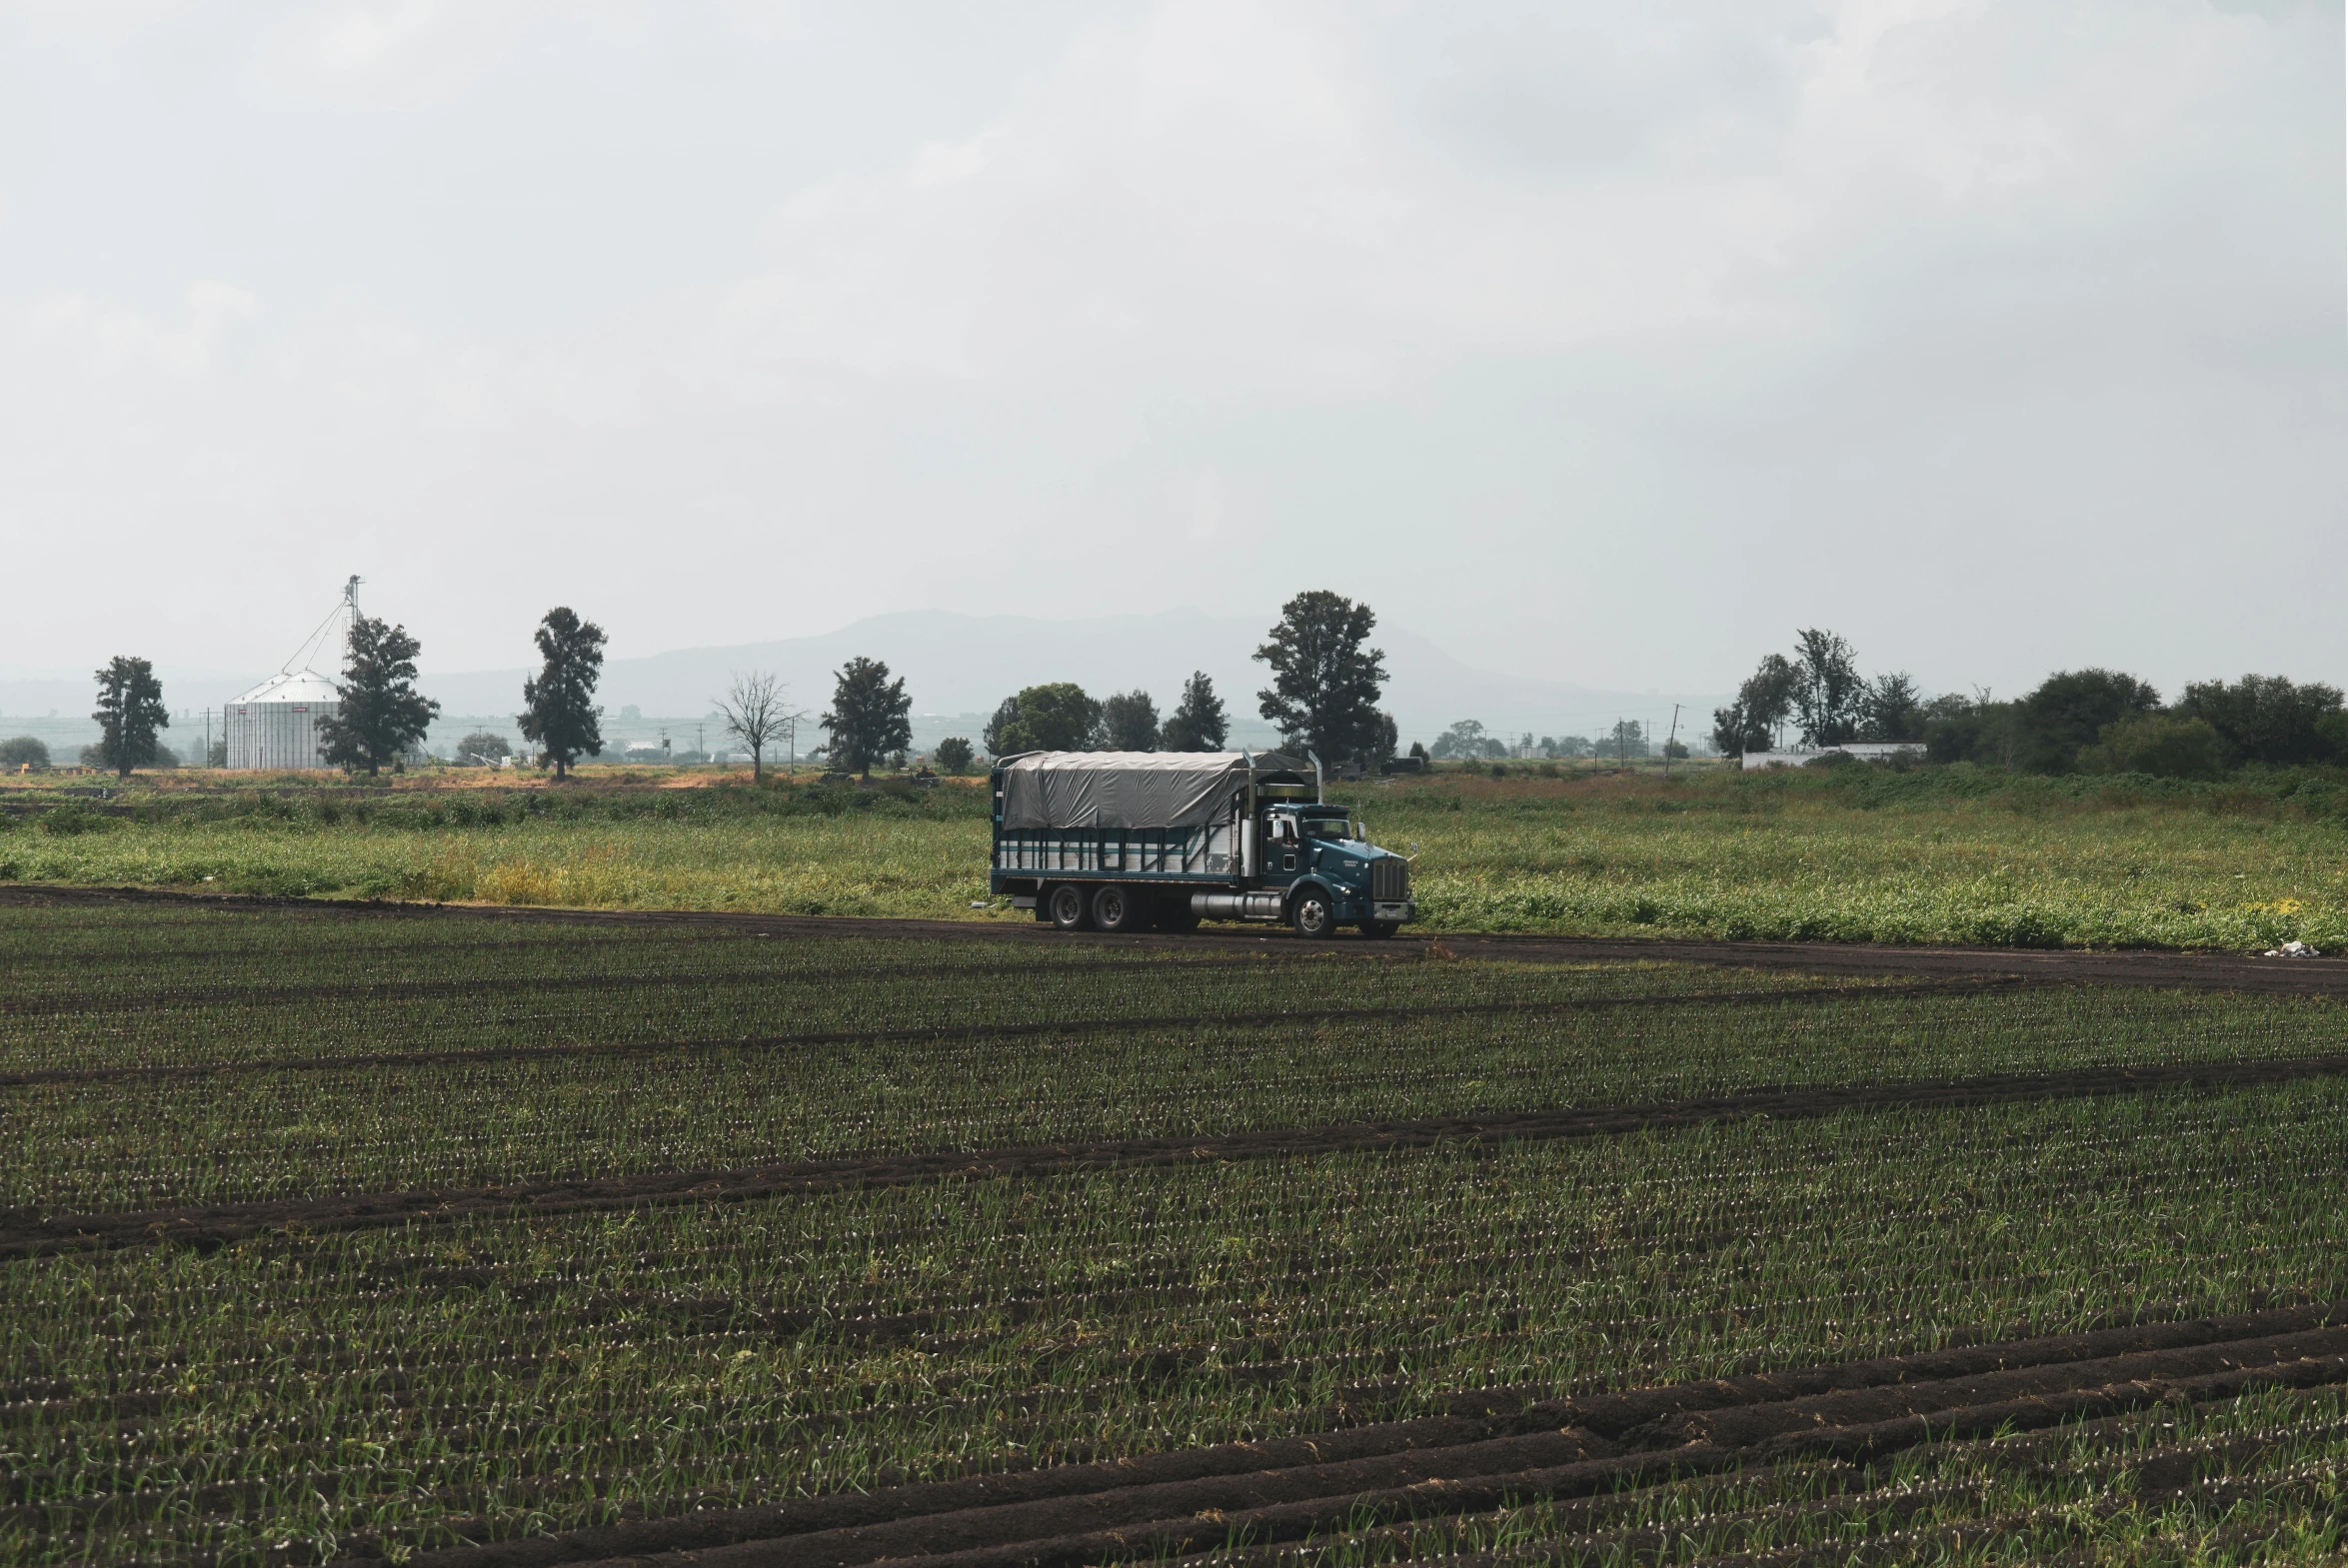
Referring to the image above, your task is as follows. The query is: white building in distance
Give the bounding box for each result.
[1740,742,1924,771]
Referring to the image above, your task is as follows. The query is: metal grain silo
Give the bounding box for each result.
[224,577,360,771]
[224,670,342,770]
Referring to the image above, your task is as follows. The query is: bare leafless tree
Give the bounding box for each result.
[713,671,796,783]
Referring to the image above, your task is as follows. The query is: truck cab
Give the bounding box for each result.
[1258,802,1415,938]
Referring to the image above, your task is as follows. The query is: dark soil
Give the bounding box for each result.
[11,1051,2342,1259]
[8,882,2348,996]
[346,1302,2348,1568]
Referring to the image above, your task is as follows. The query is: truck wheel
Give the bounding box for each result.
[1047,884,1090,931]
[1360,919,1397,939]
[1290,888,1333,939]
[1091,883,1146,933]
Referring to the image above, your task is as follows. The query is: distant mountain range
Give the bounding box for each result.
[1,609,1728,753]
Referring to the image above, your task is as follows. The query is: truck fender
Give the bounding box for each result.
[1283,877,1340,917]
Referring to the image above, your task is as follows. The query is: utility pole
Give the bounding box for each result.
[1664,705,1680,777]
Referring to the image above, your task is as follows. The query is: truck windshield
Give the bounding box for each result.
[1305,817,1353,839]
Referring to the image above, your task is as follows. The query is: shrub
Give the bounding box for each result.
[935,738,975,775]
[77,741,177,769]
[39,802,110,835]
[2175,675,2345,768]
[0,736,50,771]
[2011,670,2162,774]
[2078,715,2227,782]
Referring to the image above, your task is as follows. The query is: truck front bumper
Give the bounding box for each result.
[1372,899,1416,924]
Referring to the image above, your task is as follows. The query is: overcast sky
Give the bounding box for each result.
[2,0,2340,701]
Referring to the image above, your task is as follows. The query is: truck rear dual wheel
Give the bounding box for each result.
[1091,883,1150,934]
[1049,884,1184,934]
[1047,884,1089,930]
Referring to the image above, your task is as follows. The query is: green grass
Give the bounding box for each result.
[8,761,2348,948]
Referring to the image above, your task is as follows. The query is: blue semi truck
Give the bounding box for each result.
[989,750,1415,937]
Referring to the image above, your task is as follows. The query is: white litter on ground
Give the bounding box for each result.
[2263,940,2321,958]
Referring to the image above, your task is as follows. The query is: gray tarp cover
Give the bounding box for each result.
[1001,752,1247,829]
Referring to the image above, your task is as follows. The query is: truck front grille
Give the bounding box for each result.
[1371,857,1408,901]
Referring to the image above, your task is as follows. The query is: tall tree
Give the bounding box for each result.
[1791,630,1864,747]
[518,607,608,781]
[983,684,1103,755]
[1101,690,1160,752]
[821,657,912,780]
[713,670,793,783]
[1254,591,1388,764]
[1707,704,1750,759]
[91,656,169,781]
[1711,653,1798,756]
[1159,671,1228,752]
[317,617,440,777]
[1857,671,1925,743]
[1431,719,1487,761]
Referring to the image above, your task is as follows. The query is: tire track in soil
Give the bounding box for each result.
[10,882,2348,997]
[342,1303,2348,1568]
[0,978,2023,1089]
[1161,1400,2348,1568]
[0,933,744,970]
[8,1051,2343,1259]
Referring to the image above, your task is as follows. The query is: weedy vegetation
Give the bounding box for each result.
[4,761,2348,948]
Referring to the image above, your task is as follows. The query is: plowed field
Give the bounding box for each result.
[3,888,2345,1565]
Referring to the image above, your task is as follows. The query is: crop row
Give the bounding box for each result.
[0,910,1197,997]
[8,985,2344,1212]
[0,942,1897,1075]
[5,1081,2346,1566]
